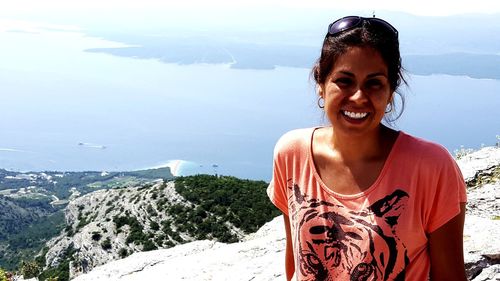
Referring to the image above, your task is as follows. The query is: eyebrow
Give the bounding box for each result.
[338,71,387,78]
[367,72,387,78]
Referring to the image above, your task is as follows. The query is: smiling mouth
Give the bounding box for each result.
[342,110,369,120]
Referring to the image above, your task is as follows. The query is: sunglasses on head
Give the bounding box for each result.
[327,16,398,38]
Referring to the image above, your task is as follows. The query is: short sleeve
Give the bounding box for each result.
[425,150,467,233]
[267,143,289,215]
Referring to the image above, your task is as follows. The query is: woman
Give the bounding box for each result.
[267,16,467,280]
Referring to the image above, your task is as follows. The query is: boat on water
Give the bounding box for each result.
[78,142,106,149]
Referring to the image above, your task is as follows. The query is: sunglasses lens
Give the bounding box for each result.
[329,16,361,36]
[327,16,398,38]
[368,18,398,36]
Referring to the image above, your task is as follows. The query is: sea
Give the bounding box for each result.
[1,24,499,181]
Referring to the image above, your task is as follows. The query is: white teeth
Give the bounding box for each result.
[343,111,368,119]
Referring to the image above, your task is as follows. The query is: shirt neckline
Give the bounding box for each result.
[307,126,405,200]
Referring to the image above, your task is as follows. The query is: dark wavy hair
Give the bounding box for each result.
[312,18,407,121]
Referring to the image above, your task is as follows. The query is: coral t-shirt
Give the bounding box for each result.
[267,128,467,281]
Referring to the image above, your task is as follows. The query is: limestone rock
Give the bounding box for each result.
[457,146,500,183]
[471,264,500,281]
[464,214,500,279]
[72,217,286,281]
[44,181,205,279]
[56,146,500,280]
[460,146,500,280]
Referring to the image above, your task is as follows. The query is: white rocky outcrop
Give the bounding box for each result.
[68,146,500,281]
[44,180,204,278]
[460,147,500,280]
[72,216,286,281]
[43,177,252,279]
[456,146,500,182]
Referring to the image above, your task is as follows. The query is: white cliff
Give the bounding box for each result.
[69,146,500,281]
[44,180,206,278]
[72,216,286,281]
[459,147,500,280]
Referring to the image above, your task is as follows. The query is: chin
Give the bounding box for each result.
[334,122,380,137]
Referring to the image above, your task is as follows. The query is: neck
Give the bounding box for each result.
[329,125,392,163]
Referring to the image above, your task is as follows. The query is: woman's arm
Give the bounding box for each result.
[283,214,295,281]
[428,203,467,281]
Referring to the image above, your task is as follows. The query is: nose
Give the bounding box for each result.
[349,88,368,103]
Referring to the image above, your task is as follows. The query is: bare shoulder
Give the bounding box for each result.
[399,132,456,166]
[274,127,317,157]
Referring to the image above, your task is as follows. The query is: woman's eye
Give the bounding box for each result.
[334,78,353,87]
[365,79,383,89]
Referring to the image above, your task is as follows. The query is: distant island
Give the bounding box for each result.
[86,37,500,80]
[404,53,500,80]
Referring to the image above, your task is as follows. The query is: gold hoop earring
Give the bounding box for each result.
[317,97,325,109]
[385,103,393,114]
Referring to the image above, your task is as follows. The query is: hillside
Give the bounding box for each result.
[36,175,279,280]
[0,167,173,271]
[0,196,64,269]
[0,167,174,201]
[71,146,500,281]
[72,216,286,281]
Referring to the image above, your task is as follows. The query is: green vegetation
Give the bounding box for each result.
[0,268,9,281]
[38,243,76,281]
[34,247,48,269]
[146,204,158,216]
[0,201,65,270]
[142,239,157,251]
[1,172,279,277]
[0,167,175,270]
[113,215,149,247]
[175,175,280,234]
[167,203,237,242]
[466,165,500,188]
[112,215,158,251]
[454,145,475,160]
[101,237,112,250]
[76,215,89,231]
[104,206,114,215]
[126,167,173,179]
[150,221,159,231]
[118,248,128,258]
[101,175,279,252]
[38,259,69,281]
[20,260,40,279]
[91,231,102,241]
[0,168,173,200]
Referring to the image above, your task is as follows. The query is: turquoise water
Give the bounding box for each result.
[0,27,499,180]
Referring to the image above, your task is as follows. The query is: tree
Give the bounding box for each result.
[20,260,40,279]
[150,221,159,231]
[101,238,112,250]
[118,248,128,258]
[0,268,8,281]
[91,231,102,241]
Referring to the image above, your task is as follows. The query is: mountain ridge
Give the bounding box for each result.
[36,175,279,280]
[71,145,500,281]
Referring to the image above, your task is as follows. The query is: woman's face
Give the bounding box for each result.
[319,46,393,138]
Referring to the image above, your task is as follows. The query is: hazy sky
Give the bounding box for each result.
[2,0,499,39]
[2,0,500,17]
[1,0,499,178]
